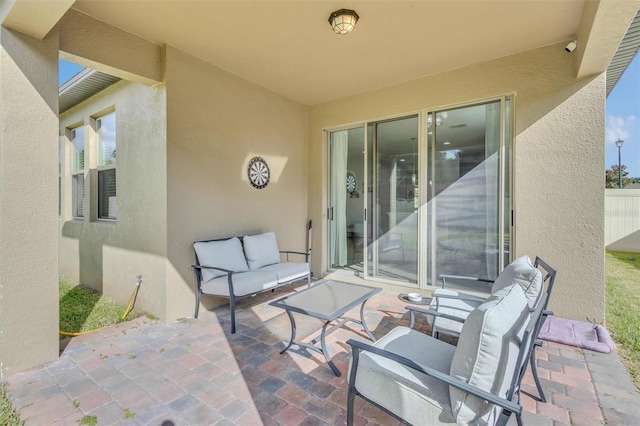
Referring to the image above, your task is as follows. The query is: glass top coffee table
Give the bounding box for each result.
[269,279,381,376]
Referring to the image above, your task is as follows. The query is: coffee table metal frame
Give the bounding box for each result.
[269,280,381,376]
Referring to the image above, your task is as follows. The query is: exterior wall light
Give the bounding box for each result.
[328,9,359,34]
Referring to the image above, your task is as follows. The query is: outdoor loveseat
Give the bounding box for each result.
[192,231,311,333]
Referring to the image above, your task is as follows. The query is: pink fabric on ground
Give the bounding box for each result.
[539,316,614,354]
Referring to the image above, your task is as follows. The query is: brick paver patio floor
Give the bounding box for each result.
[6,280,640,425]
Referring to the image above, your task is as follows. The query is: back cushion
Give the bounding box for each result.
[491,255,543,307]
[449,284,529,424]
[194,238,249,282]
[243,232,281,270]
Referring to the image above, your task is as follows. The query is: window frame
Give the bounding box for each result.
[70,125,85,219]
[95,111,117,221]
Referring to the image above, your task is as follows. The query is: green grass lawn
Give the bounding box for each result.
[0,382,23,426]
[605,251,640,389]
[59,277,145,337]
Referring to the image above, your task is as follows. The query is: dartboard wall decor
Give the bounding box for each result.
[346,172,356,193]
[247,157,271,189]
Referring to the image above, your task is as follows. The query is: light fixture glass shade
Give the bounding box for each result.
[615,139,624,148]
[329,9,359,34]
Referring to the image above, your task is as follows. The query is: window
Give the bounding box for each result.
[71,125,85,218]
[58,135,62,216]
[96,112,116,220]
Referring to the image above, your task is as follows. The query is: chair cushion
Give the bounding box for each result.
[201,271,278,297]
[194,238,249,282]
[491,255,543,307]
[350,326,458,425]
[243,232,281,270]
[449,284,529,424]
[259,262,309,284]
[428,289,484,336]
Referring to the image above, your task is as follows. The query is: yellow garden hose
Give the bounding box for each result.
[59,275,142,337]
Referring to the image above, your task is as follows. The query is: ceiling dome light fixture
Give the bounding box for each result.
[328,9,359,34]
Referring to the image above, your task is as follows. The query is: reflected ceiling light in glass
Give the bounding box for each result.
[328,9,359,34]
[427,115,443,128]
[427,115,443,135]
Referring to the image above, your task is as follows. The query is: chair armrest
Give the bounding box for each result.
[346,339,521,416]
[440,274,494,289]
[433,292,487,304]
[406,305,468,328]
[191,264,235,274]
[191,265,238,296]
[279,250,310,262]
[405,305,433,316]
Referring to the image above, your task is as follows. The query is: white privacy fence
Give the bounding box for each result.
[605,189,640,253]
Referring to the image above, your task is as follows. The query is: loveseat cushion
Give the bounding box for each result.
[449,284,529,424]
[201,271,278,297]
[350,326,457,425]
[491,255,543,307]
[259,262,309,284]
[194,238,249,282]
[243,232,280,270]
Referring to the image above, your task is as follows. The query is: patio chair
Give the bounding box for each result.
[347,284,548,426]
[407,255,557,402]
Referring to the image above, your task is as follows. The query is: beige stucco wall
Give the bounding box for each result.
[517,72,605,324]
[0,27,60,374]
[308,42,605,322]
[59,9,162,86]
[163,46,309,321]
[59,80,168,318]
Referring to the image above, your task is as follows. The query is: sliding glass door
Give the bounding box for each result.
[329,127,365,270]
[427,100,510,284]
[328,97,511,288]
[328,117,419,284]
[371,116,419,283]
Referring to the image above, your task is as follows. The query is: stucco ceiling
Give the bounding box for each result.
[72,1,585,105]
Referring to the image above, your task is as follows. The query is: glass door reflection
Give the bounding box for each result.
[371,116,419,283]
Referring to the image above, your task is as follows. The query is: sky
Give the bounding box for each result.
[60,56,640,177]
[59,59,83,86]
[606,53,640,178]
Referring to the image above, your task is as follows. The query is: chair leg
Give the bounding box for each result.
[496,410,513,426]
[346,388,356,426]
[347,350,360,426]
[193,269,201,318]
[229,294,237,334]
[530,349,547,402]
[194,289,200,318]
[307,273,311,288]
